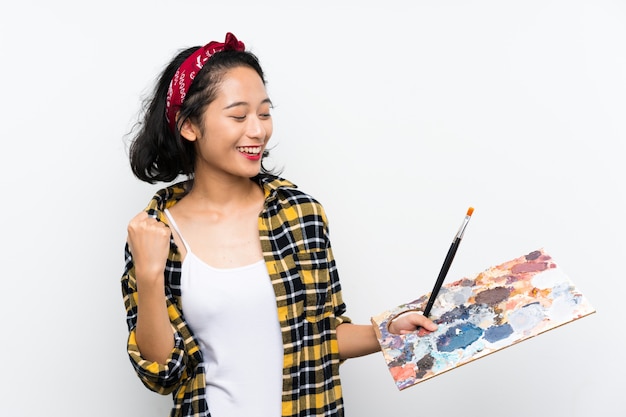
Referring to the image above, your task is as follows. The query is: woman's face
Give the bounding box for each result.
[184,66,273,180]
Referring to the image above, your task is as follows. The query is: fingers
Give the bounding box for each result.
[388,311,438,335]
[127,211,171,277]
[406,312,438,332]
[127,212,170,247]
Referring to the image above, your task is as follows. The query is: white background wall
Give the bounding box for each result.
[1,1,624,416]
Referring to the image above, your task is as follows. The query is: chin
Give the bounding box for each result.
[239,166,263,179]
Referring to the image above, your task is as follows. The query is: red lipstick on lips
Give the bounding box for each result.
[238,147,262,161]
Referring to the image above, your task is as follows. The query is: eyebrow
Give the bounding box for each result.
[223,97,273,110]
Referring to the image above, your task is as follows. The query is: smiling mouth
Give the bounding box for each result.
[237,146,262,155]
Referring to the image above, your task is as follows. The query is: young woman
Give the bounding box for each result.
[121,32,437,417]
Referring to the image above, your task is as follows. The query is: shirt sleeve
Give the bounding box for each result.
[325,245,352,328]
[120,243,189,395]
[320,206,352,328]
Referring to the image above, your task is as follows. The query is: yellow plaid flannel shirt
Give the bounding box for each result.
[121,175,351,416]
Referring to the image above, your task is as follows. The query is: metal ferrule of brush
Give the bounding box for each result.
[455,216,471,240]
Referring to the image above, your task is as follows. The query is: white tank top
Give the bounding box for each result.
[164,209,283,417]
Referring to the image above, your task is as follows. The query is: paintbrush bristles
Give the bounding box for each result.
[467,207,474,216]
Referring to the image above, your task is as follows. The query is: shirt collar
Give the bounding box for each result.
[255,174,297,200]
[144,174,297,213]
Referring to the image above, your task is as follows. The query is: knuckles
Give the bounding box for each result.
[127,212,169,240]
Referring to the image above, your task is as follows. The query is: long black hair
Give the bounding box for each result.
[128,48,274,184]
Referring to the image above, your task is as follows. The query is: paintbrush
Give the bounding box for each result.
[422,207,474,318]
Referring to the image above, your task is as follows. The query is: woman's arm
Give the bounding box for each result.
[336,313,437,360]
[335,323,380,359]
[127,211,175,364]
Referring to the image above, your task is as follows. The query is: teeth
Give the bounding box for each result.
[237,146,261,155]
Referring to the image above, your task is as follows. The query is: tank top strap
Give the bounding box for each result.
[163,208,192,253]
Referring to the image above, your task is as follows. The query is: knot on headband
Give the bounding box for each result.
[165,32,245,132]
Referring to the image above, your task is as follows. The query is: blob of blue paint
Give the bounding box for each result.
[484,323,514,343]
[436,323,483,352]
[439,305,471,324]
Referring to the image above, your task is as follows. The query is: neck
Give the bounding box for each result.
[186,172,261,209]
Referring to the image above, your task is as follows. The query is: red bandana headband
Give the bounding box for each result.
[165,32,245,132]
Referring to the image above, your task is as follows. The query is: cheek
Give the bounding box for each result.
[264,121,274,141]
[203,120,236,142]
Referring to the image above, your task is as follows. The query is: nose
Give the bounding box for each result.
[246,115,270,142]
